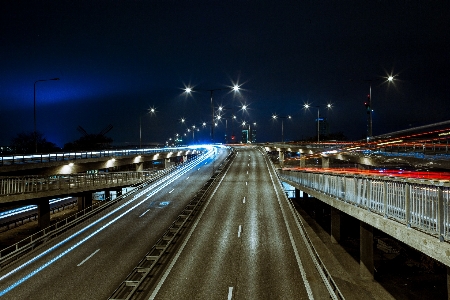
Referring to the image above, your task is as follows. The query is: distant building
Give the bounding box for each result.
[241,127,256,143]
[241,129,248,143]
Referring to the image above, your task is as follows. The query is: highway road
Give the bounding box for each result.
[0,147,229,299]
[148,146,330,299]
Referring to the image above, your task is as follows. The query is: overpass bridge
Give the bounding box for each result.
[1,140,450,297]
[0,146,204,176]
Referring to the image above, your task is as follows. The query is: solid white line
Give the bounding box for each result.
[169,189,174,193]
[265,157,314,299]
[77,249,100,267]
[247,170,248,174]
[246,182,247,186]
[228,287,233,300]
[238,225,242,238]
[149,154,234,299]
[243,197,245,203]
[139,209,150,217]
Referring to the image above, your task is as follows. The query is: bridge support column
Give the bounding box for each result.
[299,155,305,167]
[360,221,374,280]
[279,151,284,167]
[38,199,51,229]
[331,207,340,244]
[104,189,111,200]
[77,192,93,211]
[164,158,171,169]
[135,162,143,171]
[321,157,330,168]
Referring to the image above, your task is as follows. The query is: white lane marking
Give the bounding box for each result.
[238,225,242,238]
[139,209,150,217]
[248,163,249,166]
[228,287,233,300]
[265,158,314,299]
[149,153,234,299]
[169,189,174,193]
[246,182,247,186]
[198,168,200,171]
[247,171,248,174]
[243,197,245,203]
[186,176,190,180]
[77,249,100,267]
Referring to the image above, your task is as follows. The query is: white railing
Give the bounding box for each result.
[278,169,450,240]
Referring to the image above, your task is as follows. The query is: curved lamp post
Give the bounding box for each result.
[139,106,156,148]
[183,83,241,143]
[272,114,291,142]
[303,104,332,143]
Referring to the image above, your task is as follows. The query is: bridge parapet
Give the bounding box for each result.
[278,168,450,266]
[0,167,178,205]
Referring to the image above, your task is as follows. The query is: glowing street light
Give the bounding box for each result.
[183,81,242,143]
[272,114,291,142]
[303,103,332,142]
[139,106,157,148]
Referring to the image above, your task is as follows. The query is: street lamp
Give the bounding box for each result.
[34,77,60,153]
[139,106,156,148]
[353,74,396,141]
[183,82,241,143]
[272,114,291,142]
[303,104,332,143]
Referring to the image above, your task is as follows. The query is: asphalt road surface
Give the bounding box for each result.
[0,147,229,299]
[148,146,329,299]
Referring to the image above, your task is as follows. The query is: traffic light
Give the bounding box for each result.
[364,94,370,113]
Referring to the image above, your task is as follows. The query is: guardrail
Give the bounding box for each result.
[278,169,450,241]
[263,148,344,300]
[0,171,156,197]
[0,153,208,269]
[109,150,234,299]
[0,146,201,166]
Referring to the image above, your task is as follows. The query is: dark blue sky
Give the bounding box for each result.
[1,1,449,147]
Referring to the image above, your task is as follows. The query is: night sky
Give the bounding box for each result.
[1,1,449,148]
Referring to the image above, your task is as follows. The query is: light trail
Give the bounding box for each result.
[0,148,215,296]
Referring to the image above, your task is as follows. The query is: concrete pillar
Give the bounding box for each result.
[77,192,93,211]
[299,154,305,167]
[360,221,374,280]
[295,188,301,200]
[331,207,341,244]
[135,162,143,171]
[38,199,51,229]
[321,157,330,168]
[279,151,284,167]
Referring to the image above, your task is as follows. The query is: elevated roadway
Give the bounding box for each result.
[0,147,227,299]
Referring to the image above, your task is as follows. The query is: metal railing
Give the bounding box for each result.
[278,169,450,241]
[0,171,156,197]
[0,153,208,268]
[0,146,202,166]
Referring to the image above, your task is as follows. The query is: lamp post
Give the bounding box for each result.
[352,74,396,141]
[184,83,240,143]
[139,107,156,148]
[272,114,291,142]
[303,104,332,143]
[34,78,60,153]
